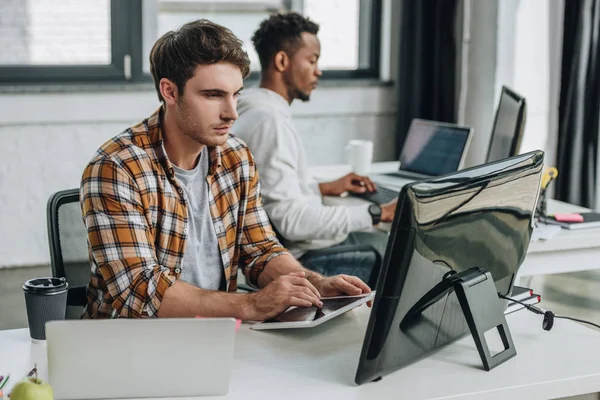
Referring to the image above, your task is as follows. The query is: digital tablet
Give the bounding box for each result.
[250,292,375,330]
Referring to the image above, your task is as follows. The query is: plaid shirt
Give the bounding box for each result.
[81,108,288,318]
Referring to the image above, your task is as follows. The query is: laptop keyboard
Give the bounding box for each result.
[353,185,399,205]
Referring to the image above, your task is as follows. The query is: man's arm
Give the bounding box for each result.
[255,252,314,287]
[242,118,373,241]
[82,158,176,318]
[318,173,377,196]
[257,253,372,310]
[158,267,324,321]
[157,281,250,318]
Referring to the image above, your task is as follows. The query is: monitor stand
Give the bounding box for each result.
[400,266,516,371]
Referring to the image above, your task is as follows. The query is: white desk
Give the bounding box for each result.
[2,308,600,399]
[308,162,600,280]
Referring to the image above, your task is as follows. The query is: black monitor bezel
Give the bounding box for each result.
[485,85,527,163]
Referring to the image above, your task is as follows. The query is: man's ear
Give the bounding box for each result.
[159,78,179,105]
[274,50,289,73]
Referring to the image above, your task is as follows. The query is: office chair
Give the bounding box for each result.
[47,188,90,319]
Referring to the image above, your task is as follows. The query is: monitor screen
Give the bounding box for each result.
[355,150,544,385]
[486,87,526,163]
[399,119,471,176]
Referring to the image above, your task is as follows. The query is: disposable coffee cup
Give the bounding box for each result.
[23,277,68,342]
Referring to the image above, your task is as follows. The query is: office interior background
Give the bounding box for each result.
[0,0,599,397]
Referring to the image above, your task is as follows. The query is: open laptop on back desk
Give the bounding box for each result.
[354,119,473,205]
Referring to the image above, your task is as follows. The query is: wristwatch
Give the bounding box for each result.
[368,204,382,225]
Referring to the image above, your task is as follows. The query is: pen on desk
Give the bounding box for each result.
[0,374,9,390]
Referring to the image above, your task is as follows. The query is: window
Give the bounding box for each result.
[0,0,141,83]
[0,0,381,84]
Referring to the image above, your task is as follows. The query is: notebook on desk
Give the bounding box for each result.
[539,212,600,230]
[355,119,474,204]
[46,318,236,399]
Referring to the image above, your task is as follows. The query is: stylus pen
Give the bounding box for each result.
[0,374,9,390]
[313,308,325,321]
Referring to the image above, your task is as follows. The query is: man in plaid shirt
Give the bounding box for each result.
[80,19,370,320]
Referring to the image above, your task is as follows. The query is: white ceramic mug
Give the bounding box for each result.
[345,140,373,175]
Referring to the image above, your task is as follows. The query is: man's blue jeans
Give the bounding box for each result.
[299,231,388,287]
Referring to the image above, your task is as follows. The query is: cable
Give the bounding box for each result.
[498,293,542,313]
[554,315,600,330]
[499,293,600,331]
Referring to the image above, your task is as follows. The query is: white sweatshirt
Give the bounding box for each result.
[232,87,372,257]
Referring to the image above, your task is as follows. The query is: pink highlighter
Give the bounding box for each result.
[553,213,584,223]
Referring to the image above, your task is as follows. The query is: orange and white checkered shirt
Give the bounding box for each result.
[81,107,288,318]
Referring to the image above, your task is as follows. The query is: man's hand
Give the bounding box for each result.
[247,271,323,321]
[319,173,376,196]
[309,274,371,298]
[381,199,397,222]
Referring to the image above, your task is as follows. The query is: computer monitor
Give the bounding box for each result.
[485,86,527,163]
[355,150,544,385]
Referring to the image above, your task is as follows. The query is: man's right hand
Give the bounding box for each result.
[381,199,397,222]
[246,271,323,321]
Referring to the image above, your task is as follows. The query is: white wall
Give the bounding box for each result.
[460,0,563,170]
[0,84,395,268]
[460,0,499,168]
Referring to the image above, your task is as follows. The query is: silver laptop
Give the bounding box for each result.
[46,318,236,399]
[366,119,473,199]
[384,119,473,181]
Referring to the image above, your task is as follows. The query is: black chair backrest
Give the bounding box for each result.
[47,189,90,318]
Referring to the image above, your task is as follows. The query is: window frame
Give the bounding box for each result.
[0,0,142,84]
[0,0,381,85]
[320,0,382,79]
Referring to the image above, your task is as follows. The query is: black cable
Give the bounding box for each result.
[498,293,539,310]
[499,293,600,329]
[554,315,600,330]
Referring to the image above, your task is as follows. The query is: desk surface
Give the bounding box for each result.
[1,308,600,400]
[308,162,600,278]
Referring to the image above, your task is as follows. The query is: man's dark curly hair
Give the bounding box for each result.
[251,12,319,70]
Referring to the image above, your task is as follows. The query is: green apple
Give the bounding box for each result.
[9,376,53,400]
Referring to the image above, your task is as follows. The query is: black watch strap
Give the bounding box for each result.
[368,204,382,225]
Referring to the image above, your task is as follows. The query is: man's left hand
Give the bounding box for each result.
[319,173,376,196]
[311,274,371,298]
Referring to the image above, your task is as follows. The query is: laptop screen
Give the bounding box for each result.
[399,120,471,176]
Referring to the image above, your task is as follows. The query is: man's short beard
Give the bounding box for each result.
[296,90,310,102]
[287,85,310,102]
[176,96,203,144]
